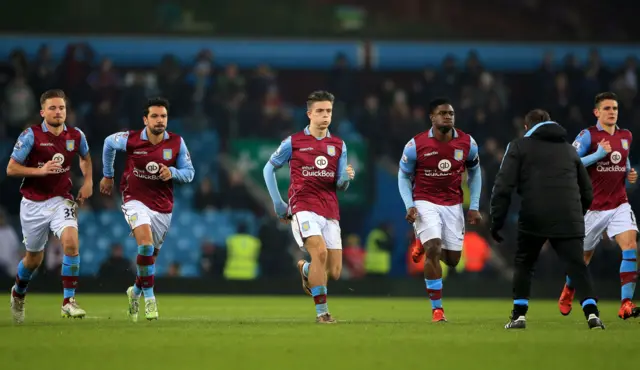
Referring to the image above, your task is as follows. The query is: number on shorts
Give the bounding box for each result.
[64,207,76,220]
[631,211,637,226]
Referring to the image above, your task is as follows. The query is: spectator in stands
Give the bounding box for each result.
[200,241,226,278]
[0,208,20,279]
[343,234,365,279]
[98,243,135,279]
[194,177,223,211]
[3,75,36,138]
[168,262,181,277]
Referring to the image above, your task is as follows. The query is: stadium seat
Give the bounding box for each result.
[180,263,200,277]
[97,210,122,227]
[176,210,200,228]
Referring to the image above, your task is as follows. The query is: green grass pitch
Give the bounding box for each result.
[1,295,639,369]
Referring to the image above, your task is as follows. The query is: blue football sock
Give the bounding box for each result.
[620,249,637,302]
[61,254,80,299]
[425,278,443,310]
[310,286,328,316]
[137,245,156,299]
[565,275,573,289]
[14,260,34,295]
[303,262,310,278]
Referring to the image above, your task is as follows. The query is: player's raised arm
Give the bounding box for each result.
[336,141,353,191]
[168,138,195,183]
[397,139,417,210]
[466,136,482,212]
[6,128,57,177]
[75,128,93,204]
[490,141,521,231]
[572,129,610,167]
[263,136,292,218]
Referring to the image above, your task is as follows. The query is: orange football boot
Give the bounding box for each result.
[432,308,447,322]
[411,239,425,263]
[618,299,640,320]
[558,284,575,316]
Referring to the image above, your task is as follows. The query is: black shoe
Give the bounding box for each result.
[505,315,526,329]
[587,314,605,330]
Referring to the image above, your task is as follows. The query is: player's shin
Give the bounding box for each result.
[136,245,156,299]
[61,254,80,305]
[307,244,329,316]
[620,249,637,303]
[133,276,143,297]
[13,260,35,297]
[424,249,444,311]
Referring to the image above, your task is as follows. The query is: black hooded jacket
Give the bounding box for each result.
[490,121,593,238]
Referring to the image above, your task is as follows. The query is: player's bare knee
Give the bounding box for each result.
[621,239,637,251]
[133,225,153,246]
[425,239,442,261]
[306,237,328,264]
[60,227,79,255]
[443,250,461,267]
[24,251,44,269]
[328,265,341,280]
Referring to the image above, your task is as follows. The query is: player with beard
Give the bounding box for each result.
[397,97,482,322]
[7,89,93,323]
[100,97,195,321]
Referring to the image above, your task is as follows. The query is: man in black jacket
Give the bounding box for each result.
[490,109,605,330]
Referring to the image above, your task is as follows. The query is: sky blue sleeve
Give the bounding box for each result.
[572,130,609,167]
[75,128,90,157]
[337,141,350,191]
[466,136,480,169]
[399,139,417,174]
[465,135,481,210]
[10,128,34,164]
[263,162,288,217]
[398,169,415,210]
[572,130,591,157]
[102,131,128,178]
[170,137,195,183]
[467,166,482,211]
[269,137,292,168]
[627,157,632,172]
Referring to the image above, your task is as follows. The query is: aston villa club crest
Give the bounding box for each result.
[454,149,464,161]
[163,149,173,160]
[66,140,75,151]
[622,139,629,150]
[327,145,336,157]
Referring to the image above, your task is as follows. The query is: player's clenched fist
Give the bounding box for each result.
[39,160,61,176]
[159,164,172,181]
[628,168,638,184]
[100,177,114,195]
[598,139,612,153]
[405,207,418,224]
[346,164,355,180]
[467,209,482,225]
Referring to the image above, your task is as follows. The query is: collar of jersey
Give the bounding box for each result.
[304,125,331,138]
[41,121,67,132]
[428,127,458,138]
[596,121,620,131]
[141,129,170,141]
